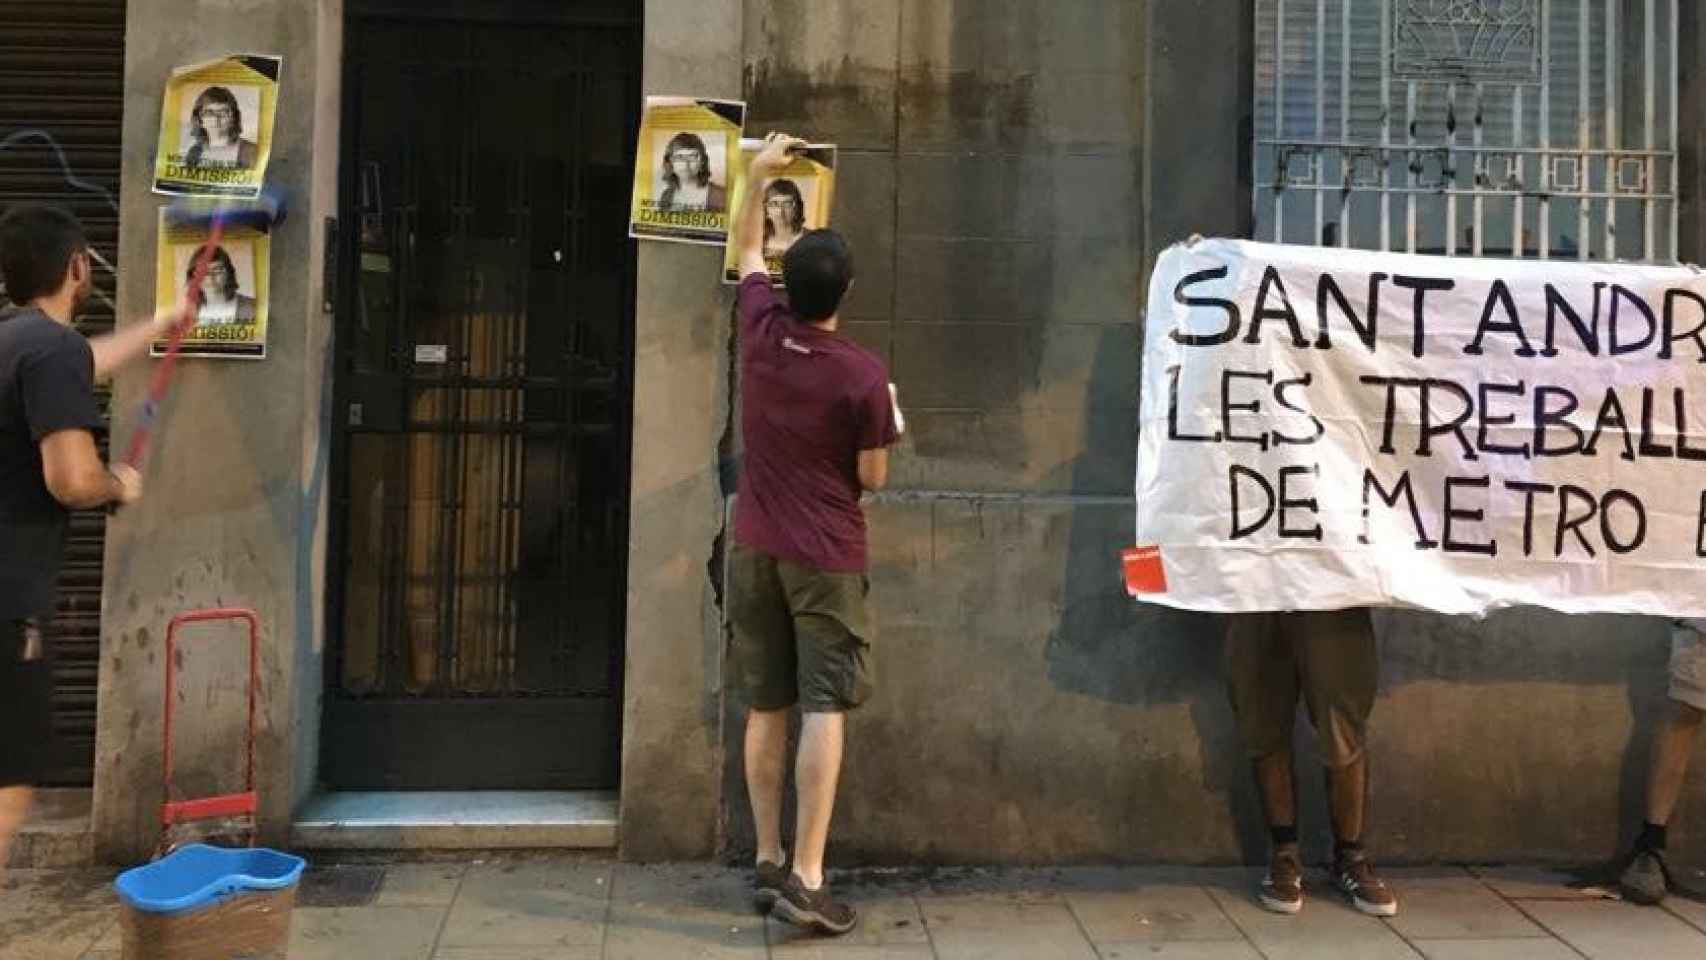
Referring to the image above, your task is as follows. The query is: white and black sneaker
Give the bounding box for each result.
[1331,851,1398,917]
[1258,850,1304,915]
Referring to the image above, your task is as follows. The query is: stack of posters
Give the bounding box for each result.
[628,96,838,278]
[151,54,281,359]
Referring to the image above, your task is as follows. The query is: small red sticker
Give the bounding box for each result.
[1122,546,1167,596]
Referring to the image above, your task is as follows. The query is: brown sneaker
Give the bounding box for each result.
[772,872,858,935]
[1259,849,1304,915]
[753,859,788,912]
[1332,850,1398,917]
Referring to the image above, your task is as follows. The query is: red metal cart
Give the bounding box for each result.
[158,608,262,854]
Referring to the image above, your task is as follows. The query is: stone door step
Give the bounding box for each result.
[8,788,95,867]
[292,791,618,850]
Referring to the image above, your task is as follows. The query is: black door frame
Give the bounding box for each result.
[321,0,642,790]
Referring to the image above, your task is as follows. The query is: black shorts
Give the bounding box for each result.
[0,617,56,788]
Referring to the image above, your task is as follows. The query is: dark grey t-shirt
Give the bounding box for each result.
[0,307,102,620]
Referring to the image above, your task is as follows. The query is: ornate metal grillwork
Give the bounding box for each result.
[1393,0,1541,81]
[1255,0,1679,263]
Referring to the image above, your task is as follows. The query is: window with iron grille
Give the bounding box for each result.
[1254,0,1679,263]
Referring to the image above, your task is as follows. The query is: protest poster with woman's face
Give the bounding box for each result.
[153,54,281,199]
[762,177,816,258]
[723,141,838,283]
[154,208,271,359]
[628,97,746,245]
[657,130,729,212]
[180,83,263,170]
[173,241,259,326]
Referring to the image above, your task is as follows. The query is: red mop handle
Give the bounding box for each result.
[122,216,225,468]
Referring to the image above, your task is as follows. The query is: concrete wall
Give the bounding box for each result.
[96,0,338,862]
[720,0,1706,866]
[84,0,1706,865]
[618,0,745,861]
[1684,0,1706,264]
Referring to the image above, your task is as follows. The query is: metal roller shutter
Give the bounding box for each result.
[0,0,126,785]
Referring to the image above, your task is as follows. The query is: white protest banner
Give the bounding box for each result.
[1133,238,1706,617]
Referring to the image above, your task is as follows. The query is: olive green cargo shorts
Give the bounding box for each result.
[728,545,872,713]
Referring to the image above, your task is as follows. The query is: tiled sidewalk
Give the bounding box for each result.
[4,857,1705,959]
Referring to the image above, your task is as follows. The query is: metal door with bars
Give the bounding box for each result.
[1255,0,1679,262]
[323,6,639,790]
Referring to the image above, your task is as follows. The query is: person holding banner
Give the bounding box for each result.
[1225,609,1398,917]
[1618,621,1705,905]
[727,132,900,936]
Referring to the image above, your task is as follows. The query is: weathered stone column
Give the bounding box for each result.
[96,0,340,863]
[619,0,745,860]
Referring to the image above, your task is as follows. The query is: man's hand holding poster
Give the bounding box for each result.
[1134,238,1706,617]
[722,139,837,284]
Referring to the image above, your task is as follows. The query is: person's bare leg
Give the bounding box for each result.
[1646,702,1704,826]
[744,707,790,866]
[1327,757,1367,844]
[1252,751,1304,913]
[0,786,34,880]
[1621,701,1703,904]
[1255,752,1296,833]
[1325,754,1396,915]
[791,711,845,889]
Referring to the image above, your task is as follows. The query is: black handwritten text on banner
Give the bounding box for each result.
[1134,238,1706,616]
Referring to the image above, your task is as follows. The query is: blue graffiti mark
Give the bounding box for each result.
[0,129,121,214]
[294,335,335,678]
[9,129,337,716]
[0,129,123,310]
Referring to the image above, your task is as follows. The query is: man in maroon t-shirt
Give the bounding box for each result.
[729,133,900,935]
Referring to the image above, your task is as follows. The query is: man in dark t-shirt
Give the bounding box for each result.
[730,133,901,935]
[0,203,177,871]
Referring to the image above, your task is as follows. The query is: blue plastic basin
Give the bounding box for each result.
[114,845,307,915]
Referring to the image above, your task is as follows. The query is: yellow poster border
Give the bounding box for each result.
[152,54,282,200]
[722,141,838,284]
[628,96,747,246]
[152,208,272,360]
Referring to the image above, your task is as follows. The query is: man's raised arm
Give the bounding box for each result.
[90,304,190,380]
[735,132,807,280]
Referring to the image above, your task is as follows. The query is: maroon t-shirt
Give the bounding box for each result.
[733,273,898,572]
